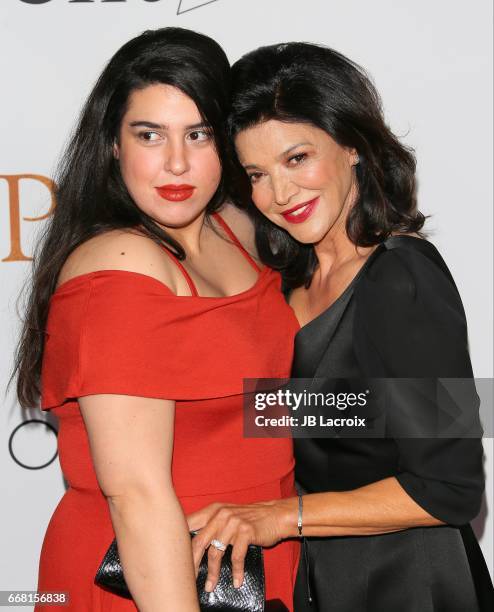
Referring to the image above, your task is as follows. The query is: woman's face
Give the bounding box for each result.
[235,120,358,244]
[115,84,221,228]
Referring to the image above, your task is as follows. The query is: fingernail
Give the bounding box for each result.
[234,578,241,589]
[205,580,213,592]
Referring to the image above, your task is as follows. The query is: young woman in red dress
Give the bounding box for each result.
[14,28,299,611]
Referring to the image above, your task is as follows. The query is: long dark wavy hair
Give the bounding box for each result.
[14,27,237,409]
[228,42,425,288]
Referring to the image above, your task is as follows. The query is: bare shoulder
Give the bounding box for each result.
[217,202,259,259]
[57,229,176,289]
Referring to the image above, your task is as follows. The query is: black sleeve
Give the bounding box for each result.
[353,243,485,525]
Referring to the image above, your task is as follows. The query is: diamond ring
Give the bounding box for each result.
[210,538,227,552]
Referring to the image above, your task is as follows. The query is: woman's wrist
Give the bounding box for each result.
[275,496,303,539]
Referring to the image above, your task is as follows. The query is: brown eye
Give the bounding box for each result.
[248,172,263,184]
[138,131,160,142]
[288,153,307,165]
[187,130,211,142]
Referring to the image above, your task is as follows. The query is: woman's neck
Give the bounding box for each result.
[158,210,210,256]
[313,219,372,282]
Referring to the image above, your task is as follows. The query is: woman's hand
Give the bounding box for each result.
[187,498,297,592]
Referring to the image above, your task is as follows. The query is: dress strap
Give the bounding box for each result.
[159,212,260,295]
[160,247,199,297]
[212,212,262,273]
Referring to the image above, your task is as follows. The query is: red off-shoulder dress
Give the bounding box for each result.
[36,214,300,611]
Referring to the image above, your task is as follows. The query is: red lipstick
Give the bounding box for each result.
[281,197,319,224]
[156,184,195,202]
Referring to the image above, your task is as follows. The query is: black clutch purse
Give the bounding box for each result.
[94,533,265,612]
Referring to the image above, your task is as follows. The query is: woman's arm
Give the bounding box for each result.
[80,394,199,612]
[283,477,443,537]
[51,233,202,609]
[353,244,484,525]
[281,477,443,538]
[188,477,441,591]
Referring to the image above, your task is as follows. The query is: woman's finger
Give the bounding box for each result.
[205,539,228,592]
[191,523,220,577]
[190,504,232,575]
[230,537,249,589]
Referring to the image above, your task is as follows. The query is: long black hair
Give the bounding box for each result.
[228,42,425,288]
[15,27,236,408]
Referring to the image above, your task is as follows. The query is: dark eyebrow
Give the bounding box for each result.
[129,121,164,129]
[243,142,312,170]
[128,121,211,130]
[185,122,211,130]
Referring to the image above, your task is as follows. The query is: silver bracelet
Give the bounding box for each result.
[297,494,303,537]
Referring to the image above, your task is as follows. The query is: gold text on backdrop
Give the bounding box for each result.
[0,175,55,262]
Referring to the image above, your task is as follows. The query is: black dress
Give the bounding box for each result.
[292,236,493,612]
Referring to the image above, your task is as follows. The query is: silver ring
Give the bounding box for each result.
[210,538,227,552]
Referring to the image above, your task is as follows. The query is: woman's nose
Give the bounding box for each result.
[164,141,190,176]
[271,174,299,207]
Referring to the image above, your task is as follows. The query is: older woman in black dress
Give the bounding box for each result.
[188,43,494,611]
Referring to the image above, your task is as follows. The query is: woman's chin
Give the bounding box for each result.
[282,223,331,246]
[152,206,207,230]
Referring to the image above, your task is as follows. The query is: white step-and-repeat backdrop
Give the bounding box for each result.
[2,0,492,605]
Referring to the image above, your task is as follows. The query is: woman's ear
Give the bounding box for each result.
[348,148,359,166]
[345,147,359,167]
[113,142,120,160]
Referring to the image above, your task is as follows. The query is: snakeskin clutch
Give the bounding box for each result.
[94,534,265,611]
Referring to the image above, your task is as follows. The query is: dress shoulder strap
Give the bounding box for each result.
[212,212,261,273]
[160,247,199,297]
[158,212,261,295]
